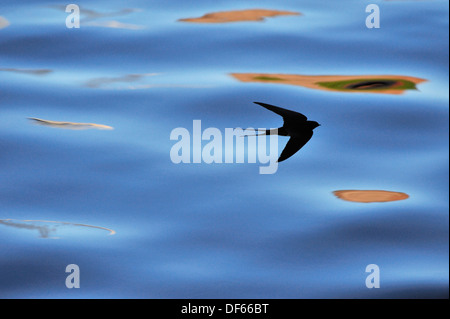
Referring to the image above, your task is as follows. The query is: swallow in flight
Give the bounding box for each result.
[248,102,320,162]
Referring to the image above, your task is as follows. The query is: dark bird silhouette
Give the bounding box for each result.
[249,102,320,162]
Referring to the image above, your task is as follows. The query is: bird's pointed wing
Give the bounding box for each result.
[278,131,313,162]
[254,102,308,122]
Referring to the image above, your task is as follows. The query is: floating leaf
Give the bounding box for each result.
[179,9,301,23]
[333,190,409,203]
[316,78,418,92]
[231,73,426,94]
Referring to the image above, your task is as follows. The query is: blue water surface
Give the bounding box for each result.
[0,0,448,298]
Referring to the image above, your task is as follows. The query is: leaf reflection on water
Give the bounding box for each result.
[28,118,114,130]
[0,219,116,239]
[0,16,9,29]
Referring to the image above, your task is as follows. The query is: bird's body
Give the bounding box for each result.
[251,102,320,162]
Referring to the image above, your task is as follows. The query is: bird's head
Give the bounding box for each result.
[309,121,321,129]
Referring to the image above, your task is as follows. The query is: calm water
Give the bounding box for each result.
[0,0,448,298]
